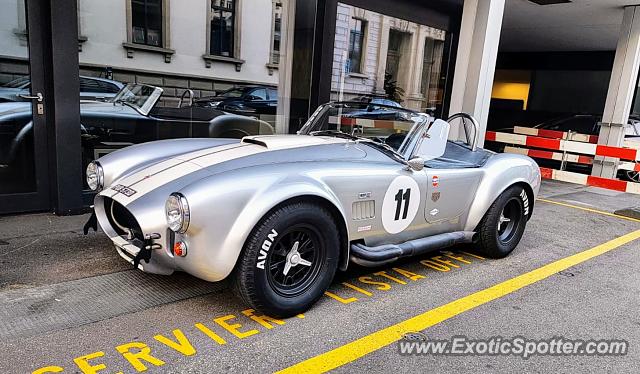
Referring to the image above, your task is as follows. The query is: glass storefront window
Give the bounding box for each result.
[331,3,448,113]
[0,0,36,194]
[74,0,287,192]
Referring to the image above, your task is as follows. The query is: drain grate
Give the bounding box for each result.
[0,270,227,340]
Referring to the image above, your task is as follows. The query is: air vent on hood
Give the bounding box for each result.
[241,137,268,147]
[528,0,570,5]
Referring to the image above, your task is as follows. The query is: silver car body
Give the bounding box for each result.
[93,111,541,282]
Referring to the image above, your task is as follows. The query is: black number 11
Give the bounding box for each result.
[394,188,411,220]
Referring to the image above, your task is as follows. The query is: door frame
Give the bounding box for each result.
[0,0,51,214]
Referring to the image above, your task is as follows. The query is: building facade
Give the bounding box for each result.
[330,3,447,112]
[1,0,282,104]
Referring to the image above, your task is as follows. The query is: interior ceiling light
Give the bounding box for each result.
[528,0,571,5]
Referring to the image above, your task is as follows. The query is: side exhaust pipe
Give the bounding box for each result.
[350,231,476,265]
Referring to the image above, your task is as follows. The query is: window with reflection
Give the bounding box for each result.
[210,0,235,57]
[131,0,163,47]
[270,1,282,64]
[348,18,365,74]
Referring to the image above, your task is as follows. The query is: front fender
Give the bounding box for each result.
[463,154,541,232]
[176,166,348,282]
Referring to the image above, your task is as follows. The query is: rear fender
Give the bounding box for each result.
[464,154,541,232]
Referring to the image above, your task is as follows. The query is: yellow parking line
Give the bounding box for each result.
[537,198,640,223]
[276,229,640,374]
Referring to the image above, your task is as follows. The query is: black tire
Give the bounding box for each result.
[476,186,529,259]
[232,202,340,317]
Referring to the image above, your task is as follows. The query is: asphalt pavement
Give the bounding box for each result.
[0,180,639,373]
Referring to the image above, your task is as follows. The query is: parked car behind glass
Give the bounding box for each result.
[0,83,274,192]
[194,86,278,116]
[0,75,125,103]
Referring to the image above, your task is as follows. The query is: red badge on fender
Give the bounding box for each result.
[432,176,439,187]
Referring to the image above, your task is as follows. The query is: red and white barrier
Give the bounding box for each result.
[514,126,599,144]
[486,131,640,162]
[504,146,594,165]
[504,146,640,173]
[540,167,640,194]
[328,116,413,131]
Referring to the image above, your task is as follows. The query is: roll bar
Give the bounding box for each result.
[447,112,480,151]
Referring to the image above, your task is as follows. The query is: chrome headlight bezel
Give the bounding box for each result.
[86,161,104,191]
[165,193,190,234]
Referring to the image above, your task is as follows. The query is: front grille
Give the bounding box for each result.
[104,197,144,241]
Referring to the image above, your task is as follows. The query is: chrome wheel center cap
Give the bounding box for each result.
[282,240,313,276]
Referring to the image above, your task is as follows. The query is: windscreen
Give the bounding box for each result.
[299,102,429,151]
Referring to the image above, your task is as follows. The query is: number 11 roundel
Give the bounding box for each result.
[381,176,421,234]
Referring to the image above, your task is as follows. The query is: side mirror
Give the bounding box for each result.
[407,157,425,171]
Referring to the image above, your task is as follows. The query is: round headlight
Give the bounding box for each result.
[165,193,190,233]
[86,161,104,191]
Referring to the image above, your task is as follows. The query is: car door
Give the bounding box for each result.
[412,120,483,231]
[244,88,269,115]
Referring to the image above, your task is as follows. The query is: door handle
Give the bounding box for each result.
[18,92,43,102]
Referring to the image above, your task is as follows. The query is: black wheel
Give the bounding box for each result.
[232,202,340,317]
[476,186,529,258]
[626,170,640,183]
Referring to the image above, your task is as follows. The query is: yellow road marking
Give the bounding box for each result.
[277,229,640,374]
[538,198,640,223]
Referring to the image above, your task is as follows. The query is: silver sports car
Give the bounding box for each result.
[86,102,541,317]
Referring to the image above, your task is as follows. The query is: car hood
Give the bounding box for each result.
[100,135,366,206]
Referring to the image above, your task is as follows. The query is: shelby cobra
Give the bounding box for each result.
[86,102,541,317]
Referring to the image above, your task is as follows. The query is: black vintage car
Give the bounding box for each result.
[0,83,274,192]
[194,86,278,115]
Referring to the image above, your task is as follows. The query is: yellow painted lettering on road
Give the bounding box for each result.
[357,276,391,290]
[214,315,260,339]
[194,323,227,345]
[32,366,64,374]
[444,252,472,264]
[431,255,460,268]
[373,271,407,284]
[73,351,107,374]
[392,267,426,281]
[461,251,485,260]
[116,342,165,372]
[342,282,373,296]
[324,291,358,304]
[242,309,286,329]
[277,230,640,374]
[154,329,196,356]
[420,259,450,271]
